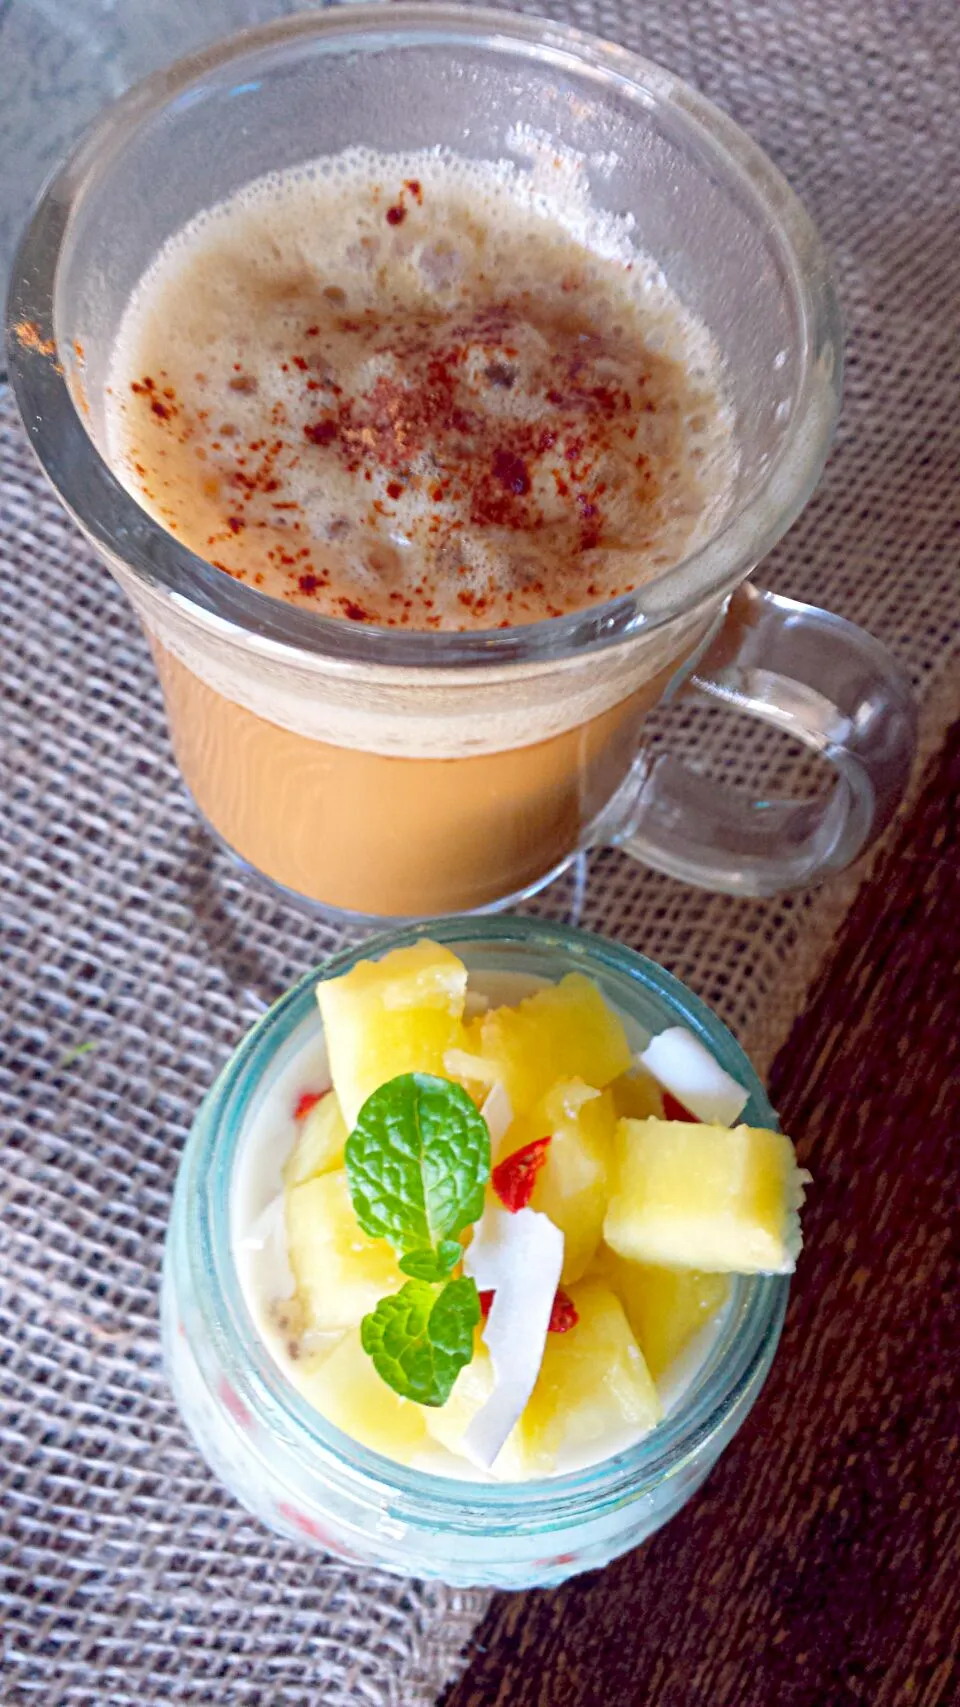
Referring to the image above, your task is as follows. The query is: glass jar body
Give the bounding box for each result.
[162,917,788,1588]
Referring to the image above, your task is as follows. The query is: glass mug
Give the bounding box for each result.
[7,5,916,920]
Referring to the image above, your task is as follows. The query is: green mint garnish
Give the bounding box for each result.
[360,1277,481,1407]
[343,1072,492,1407]
[346,1072,490,1259]
[398,1240,462,1283]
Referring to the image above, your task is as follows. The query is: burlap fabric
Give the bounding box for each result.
[2,0,958,1700]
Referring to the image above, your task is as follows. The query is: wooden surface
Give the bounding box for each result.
[443,722,960,1707]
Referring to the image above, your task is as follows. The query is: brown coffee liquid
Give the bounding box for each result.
[150,635,688,915]
[107,146,734,631]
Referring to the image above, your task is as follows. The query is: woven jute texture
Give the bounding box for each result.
[2,0,958,1700]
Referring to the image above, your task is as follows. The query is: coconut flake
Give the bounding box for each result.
[462,1204,563,1468]
[480,1082,514,1161]
[444,1047,499,1086]
[236,1192,295,1300]
[639,1027,749,1126]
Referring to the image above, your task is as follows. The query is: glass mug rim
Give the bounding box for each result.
[7,1,843,673]
[182,913,790,1531]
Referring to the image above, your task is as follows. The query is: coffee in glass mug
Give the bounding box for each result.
[7,6,916,917]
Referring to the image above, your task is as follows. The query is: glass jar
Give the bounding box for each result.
[163,916,789,1588]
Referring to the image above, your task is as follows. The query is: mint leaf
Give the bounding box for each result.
[360,1276,481,1407]
[398,1240,461,1283]
[346,1074,489,1398]
[346,1073,490,1257]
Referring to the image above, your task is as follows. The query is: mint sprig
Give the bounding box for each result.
[361,1277,481,1407]
[344,1073,492,1407]
[398,1241,462,1282]
[346,1073,490,1259]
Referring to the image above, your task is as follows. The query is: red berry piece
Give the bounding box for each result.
[276,1500,357,1558]
[547,1289,579,1334]
[491,1136,552,1212]
[218,1376,253,1429]
[294,1090,326,1121]
[662,1091,699,1122]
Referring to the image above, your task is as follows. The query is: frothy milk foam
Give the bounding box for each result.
[106,142,736,636]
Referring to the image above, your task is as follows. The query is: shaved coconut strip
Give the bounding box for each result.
[462,1205,563,1469]
[236,1193,295,1300]
[639,1027,749,1127]
[480,1081,514,1161]
[444,1047,499,1086]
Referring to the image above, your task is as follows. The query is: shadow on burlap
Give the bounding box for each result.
[1,0,958,1700]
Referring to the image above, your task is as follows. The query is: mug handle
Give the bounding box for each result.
[613,584,917,897]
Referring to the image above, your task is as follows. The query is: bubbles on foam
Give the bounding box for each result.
[106,141,738,630]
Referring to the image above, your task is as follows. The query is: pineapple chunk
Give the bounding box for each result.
[298,1329,427,1463]
[424,1334,494,1458]
[524,1080,616,1283]
[316,939,468,1127]
[518,1281,660,1474]
[605,1118,804,1273]
[610,1064,664,1121]
[423,1336,526,1478]
[284,1091,348,1188]
[462,973,631,1115]
[286,1170,403,1331]
[599,1250,730,1383]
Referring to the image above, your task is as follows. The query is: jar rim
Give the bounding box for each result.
[6,3,841,672]
[182,915,789,1530]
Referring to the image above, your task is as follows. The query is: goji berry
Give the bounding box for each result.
[491,1136,552,1211]
[662,1091,698,1122]
[294,1089,326,1121]
[218,1377,253,1428]
[548,1289,579,1333]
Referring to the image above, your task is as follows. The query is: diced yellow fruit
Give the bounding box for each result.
[286,1170,403,1332]
[423,1334,527,1479]
[297,1328,428,1463]
[283,1091,348,1188]
[517,1281,661,1475]
[598,1249,730,1383]
[610,1065,665,1121]
[316,938,468,1128]
[424,1333,493,1456]
[464,973,631,1115]
[441,1048,501,1115]
[523,1080,616,1283]
[605,1118,804,1273]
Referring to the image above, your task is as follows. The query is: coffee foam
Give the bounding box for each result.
[120,557,717,759]
[105,143,737,634]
